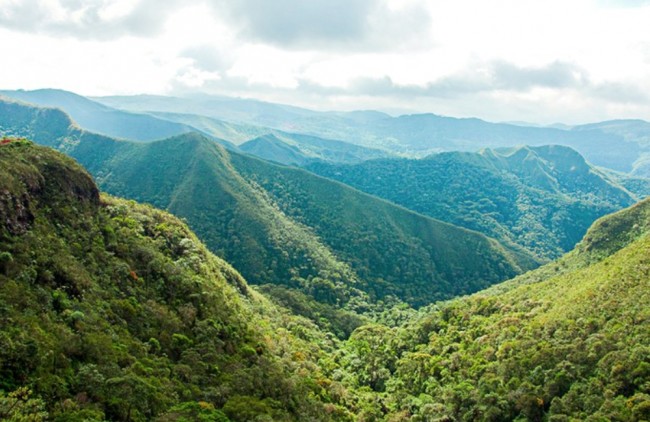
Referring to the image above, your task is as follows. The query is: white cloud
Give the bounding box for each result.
[1,0,650,123]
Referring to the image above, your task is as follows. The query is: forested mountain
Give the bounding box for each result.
[70,134,536,319]
[0,89,193,142]
[307,146,640,260]
[0,98,536,338]
[0,140,354,420]
[343,195,650,421]
[95,93,648,173]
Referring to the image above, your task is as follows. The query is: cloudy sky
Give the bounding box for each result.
[1,0,650,124]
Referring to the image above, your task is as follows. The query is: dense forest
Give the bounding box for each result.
[337,197,650,420]
[0,140,355,420]
[2,139,649,421]
[307,146,642,261]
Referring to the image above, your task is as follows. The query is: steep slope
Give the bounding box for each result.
[341,197,650,421]
[0,98,536,333]
[307,145,638,260]
[0,89,193,142]
[95,93,643,172]
[0,140,354,421]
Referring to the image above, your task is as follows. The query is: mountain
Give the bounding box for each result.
[0,89,193,142]
[2,110,648,422]
[307,145,640,260]
[0,139,354,421]
[0,98,536,336]
[238,133,391,166]
[1,89,390,164]
[239,134,311,166]
[95,93,646,173]
[572,119,650,176]
[344,195,650,420]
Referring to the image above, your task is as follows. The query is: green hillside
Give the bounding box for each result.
[307,146,638,260]
[74,134,534,311]
[0,140,355,421]
[339,196,650,421]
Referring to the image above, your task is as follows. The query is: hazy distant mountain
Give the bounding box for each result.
[1,89,390,164]
[0,89,241,151]
[95,93,647,173]
[0,89,194,141]
[572,119,650,176]
[307,145,639,260]
[150,111,392,164]
[239,134,311,166]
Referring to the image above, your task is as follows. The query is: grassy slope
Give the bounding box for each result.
[0,140,355,421]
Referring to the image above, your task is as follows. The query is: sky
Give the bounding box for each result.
[1,0,650,124]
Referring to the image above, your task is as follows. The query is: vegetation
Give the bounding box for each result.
[307,145,639,261]
[337,196,650,421]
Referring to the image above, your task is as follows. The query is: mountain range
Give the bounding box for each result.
[92,91,650,174]
[1,138,648,421]
[6,89,650,174]
[1,87,649,420]
[0,89,389,165]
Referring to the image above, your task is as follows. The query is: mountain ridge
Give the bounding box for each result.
[307,144,639,260]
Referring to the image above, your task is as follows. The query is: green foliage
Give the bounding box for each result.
[3,100,649,422]
[0,387,48,421]
[339,197,650,420]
